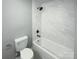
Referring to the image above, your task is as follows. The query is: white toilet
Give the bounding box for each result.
[15,36,34,59]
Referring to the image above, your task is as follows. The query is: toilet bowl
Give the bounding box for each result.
[21,48,34,59]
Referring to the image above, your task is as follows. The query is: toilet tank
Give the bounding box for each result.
[15,36,28,51]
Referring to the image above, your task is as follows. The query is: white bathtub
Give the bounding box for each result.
[33,38,74,59]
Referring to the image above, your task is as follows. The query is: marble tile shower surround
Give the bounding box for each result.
[41,0,76,50]
[32,0,42,40]
[32,0,76,50]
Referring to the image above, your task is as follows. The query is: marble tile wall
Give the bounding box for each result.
[41,0,76,50]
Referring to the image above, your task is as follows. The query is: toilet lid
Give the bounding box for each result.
[21,48,33,59]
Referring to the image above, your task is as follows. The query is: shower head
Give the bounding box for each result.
[37,7,43,11]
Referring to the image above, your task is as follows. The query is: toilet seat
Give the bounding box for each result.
[20,48,33,59]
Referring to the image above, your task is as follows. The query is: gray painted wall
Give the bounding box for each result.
[2,0,32,59]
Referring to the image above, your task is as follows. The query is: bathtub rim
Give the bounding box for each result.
[33,38,74,59]
[33,39,59,59]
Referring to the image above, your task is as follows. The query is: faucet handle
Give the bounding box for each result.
[37,35,41,37]
[36,30,39,33]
